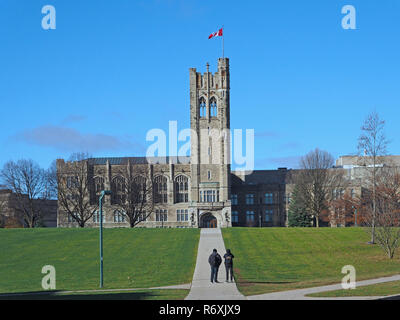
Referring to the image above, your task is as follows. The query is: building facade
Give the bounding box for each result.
[56,58,399,229]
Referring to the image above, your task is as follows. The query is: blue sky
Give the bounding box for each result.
[0,0,399,171]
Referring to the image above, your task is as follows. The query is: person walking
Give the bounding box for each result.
[208,248,222,283]
[223,249,235,282]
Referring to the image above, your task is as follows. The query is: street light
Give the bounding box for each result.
[352,205,358,227]
[99,190,111,288]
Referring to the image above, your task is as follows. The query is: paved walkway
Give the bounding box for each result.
[185,228,245,300]
[247,274,400,300]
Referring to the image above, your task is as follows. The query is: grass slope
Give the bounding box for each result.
[222,228,400,296]
[0,228,199,294]
[307,281,400,298]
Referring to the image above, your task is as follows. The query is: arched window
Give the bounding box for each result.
[111,176,126,205]
[199,97,206,118]
[91,176,104,204]
[210,97,217,117]
[133,175,147,203]
[154,175,168,203]
[94,176,104,193]
[175,175,189,203]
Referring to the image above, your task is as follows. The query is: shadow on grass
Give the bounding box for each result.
[0,290,156,300]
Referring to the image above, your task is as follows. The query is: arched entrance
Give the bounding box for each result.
[200,213,217,228]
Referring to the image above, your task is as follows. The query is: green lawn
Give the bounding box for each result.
[307,281,400,298]
[0,228,200,295]
[222,228,400,296]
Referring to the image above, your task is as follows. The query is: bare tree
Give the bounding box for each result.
[0,159,48,228]
[364,167,400,258]
[357,111,389,243]
[45,160,58,200]
[57,152,97,228]
[113,164,154,228]
[297,148,345,227]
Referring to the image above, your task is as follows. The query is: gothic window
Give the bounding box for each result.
[111,176,126,205]
[210,97,217,117]
[93,211,103,223]
[175,175,188,203]
[113,210,126,223]
[199,190,219,202]
[66,176,79,188]
[177,209,188,222]
[91,176,104,204]
[154,175,168,203]
[199,97,206,118]
[156,209,168,221]
[133,175,147,203]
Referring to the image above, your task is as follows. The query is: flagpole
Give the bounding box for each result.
[222,25,224,58]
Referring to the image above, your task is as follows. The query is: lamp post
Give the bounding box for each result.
[352,205,358,227]
[99,190,111,288]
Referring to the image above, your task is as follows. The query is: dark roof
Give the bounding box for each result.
[88,156,190,165]
[231,169,289,185]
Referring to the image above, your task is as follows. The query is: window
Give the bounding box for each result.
[232,211,239,223]
[113,210,126,223]
[156,209,168,222]
[265,192,273,204]
[231,194,238,205]
[177,209,188,222]
[351,189,355,199]
[94,176,104,193]
[265,209,273,222]
[66,176,79,188]
[210,97,217,117]
[93,211,104,223]
[199,97,206,118]
[246,211,255,222]
[246,194,255,205]
[175,175,189,203]
[200,190,219,202]
[91,176,105,204]
[133,176,147,203]
[154,176,168,203]
[111,176,126,205]
[208,171,211,180]
[138,211,146,222]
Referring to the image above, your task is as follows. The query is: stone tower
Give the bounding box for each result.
[189,58,232,228]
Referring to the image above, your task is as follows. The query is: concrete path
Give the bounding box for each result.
[247,274,400,300]
[185,228,245,300]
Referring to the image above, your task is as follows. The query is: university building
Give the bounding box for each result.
[56,58,399,228]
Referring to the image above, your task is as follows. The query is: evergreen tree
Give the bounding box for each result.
[288,184,312,227]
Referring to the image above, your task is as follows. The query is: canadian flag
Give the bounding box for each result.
[208,28,223,39]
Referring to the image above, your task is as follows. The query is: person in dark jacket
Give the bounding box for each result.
[208,249,222,283]
[223,249,235,282]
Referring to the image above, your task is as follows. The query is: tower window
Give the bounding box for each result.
[210,97,217,117]
[199,97,206,118]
